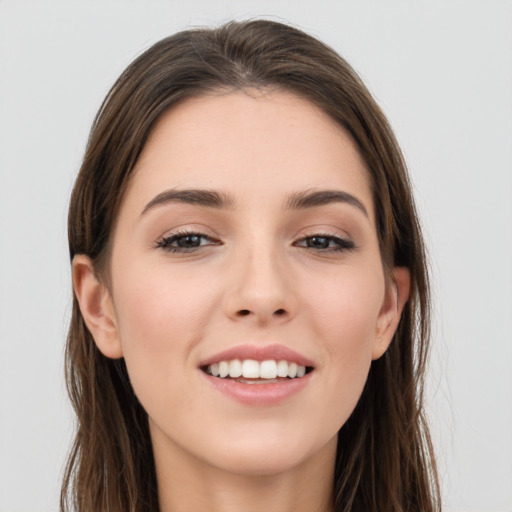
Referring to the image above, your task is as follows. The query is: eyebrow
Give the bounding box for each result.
[140,189,236,216]
[285,189,369,217]
[140,187,368,218]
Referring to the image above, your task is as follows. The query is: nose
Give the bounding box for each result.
[224,244,297,325]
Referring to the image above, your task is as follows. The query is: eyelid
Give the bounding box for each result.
[292,229,356,252]
[153,224,356,254]
[155,228,222,253]
[154,222,221,243]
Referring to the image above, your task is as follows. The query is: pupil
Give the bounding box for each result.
[178,235,200,247]
[309,236,329,248]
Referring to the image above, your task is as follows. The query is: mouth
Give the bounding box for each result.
[201,359,314,384]
[198,344,315,404]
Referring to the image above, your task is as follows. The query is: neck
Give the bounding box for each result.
[151,424,336,512]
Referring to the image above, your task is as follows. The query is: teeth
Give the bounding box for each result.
[242,359,260,378]
[205,359,308,380]
[260,360,277,379]
[288,362,297,378]
[276,360,289,377]
[229,360,242,378]
[218,361,229,378]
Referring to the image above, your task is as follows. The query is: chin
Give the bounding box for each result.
[223,449,304,477]
[197,426,338,478]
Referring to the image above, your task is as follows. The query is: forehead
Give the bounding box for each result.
[124,90,374,218]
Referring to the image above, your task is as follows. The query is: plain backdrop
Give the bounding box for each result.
[0,1,511,511]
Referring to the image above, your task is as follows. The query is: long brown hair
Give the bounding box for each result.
[62,19,440,512]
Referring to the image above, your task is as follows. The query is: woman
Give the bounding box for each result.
[62,19,440,512]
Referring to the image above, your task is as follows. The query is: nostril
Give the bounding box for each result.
[234,308,287,318]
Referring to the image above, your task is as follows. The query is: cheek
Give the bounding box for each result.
[306,263,384,347]
[110,261,220,405]
[114,258,218,340]
[303,265,384,416]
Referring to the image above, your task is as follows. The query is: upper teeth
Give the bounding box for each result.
[206,359,307,379]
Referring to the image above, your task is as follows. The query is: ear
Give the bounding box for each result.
[372,267,410,360]
[72,254,123,359]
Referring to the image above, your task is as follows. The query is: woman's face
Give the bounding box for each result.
[82,90,404,477]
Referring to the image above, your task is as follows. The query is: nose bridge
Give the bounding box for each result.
[226,233,296,324]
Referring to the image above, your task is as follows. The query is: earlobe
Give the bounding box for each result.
[72,254,123,359]
[372,267,411,360]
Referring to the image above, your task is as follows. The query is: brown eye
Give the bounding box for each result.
[294,234,355,252]
[307,236,331,249]
[174,234,202,248]
[156,232,221,253]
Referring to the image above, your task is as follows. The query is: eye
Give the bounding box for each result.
[294,234,355,252]
[155,231,221,253]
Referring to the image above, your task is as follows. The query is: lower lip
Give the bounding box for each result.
[201,371,313,406]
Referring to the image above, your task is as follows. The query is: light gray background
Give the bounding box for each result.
[1,1,511,511]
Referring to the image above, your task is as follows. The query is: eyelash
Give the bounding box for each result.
[155,231,355,253]
[155,230,221,253]
[293,234,356,252]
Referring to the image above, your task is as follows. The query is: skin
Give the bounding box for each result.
[73,90,409,512]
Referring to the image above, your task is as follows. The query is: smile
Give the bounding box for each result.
[199,345,315,405]
[203,359,311,380]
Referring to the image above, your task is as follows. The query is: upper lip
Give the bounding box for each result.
[199,343,315,368]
